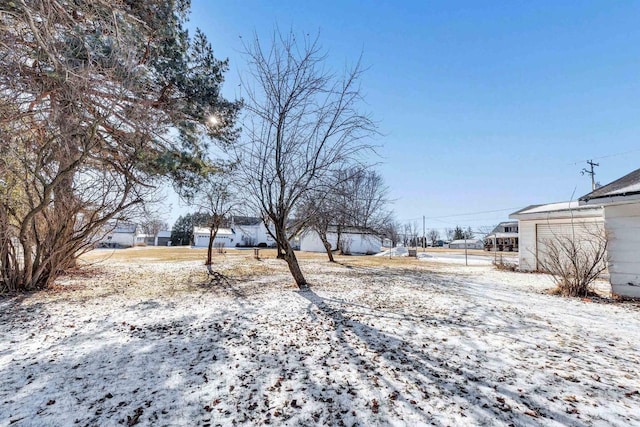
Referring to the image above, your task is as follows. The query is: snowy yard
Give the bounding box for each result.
[1,248,640,426]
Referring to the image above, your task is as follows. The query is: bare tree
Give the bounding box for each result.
[194,171,237,266]
[140,210,169,244]
[0,1,238,292]
[337,168,390,229]
[238,30,376,288]
[300,192,337,262]
[475,225,494,239]
[537,223,608,297]
[403,222,420,247]
[381,218,401,248]
[444,228,455,242]
[302,167,390,261]
[427,229,440,247]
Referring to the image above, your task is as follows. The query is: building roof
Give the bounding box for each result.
[489,221,518,233]
[485,232,518,239]
[510,201,601,219]
[327,225,379,235]
[579,168,640,205]
[232,216,262,226]
[449,239,483,245]
[109,222,137,234]
[193,227,235,236]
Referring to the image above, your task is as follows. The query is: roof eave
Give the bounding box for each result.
[580,191,640,206]
[510,206,603,220]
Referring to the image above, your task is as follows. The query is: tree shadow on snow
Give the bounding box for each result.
[295,283,592,427]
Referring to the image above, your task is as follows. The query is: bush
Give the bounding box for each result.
[537,223,608,297]
[493,256,517,272]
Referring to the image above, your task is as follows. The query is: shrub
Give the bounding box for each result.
[537,223,608,297]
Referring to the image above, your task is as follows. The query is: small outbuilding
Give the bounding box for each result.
[509,201,604,272]
[579,168,640,298]
[155,230,172,246]
[447,239,484,249]
[300,226,382,255]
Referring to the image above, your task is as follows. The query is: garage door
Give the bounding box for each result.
[535,222,602,272]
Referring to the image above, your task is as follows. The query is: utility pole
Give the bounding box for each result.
[422,215,425,252]
[581,160,599,191]
[464,235,468,266]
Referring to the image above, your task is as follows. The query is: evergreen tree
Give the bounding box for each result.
[453,226,465,240]
[463,226,475,240]
[453,226,475,240]
[170,212,213,246]
[0,0,238,291]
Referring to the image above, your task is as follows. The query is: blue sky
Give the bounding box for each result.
[168,0,640,233]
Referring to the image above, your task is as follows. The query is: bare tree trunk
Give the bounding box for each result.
[320,233,335,262]
[206,227,218,266]
[276,226,307,287]
[283,242,307,288]
[276,240,286,259]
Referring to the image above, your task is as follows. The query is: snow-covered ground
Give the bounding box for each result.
[1,252,639,426]
[376,247,518,266]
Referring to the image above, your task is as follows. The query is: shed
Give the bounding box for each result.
[155,230,171,246]
[509,201,603,272]
[447,239,484,249]
[300,226,382,255]
[580,168,640,297]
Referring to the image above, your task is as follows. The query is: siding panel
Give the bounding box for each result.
[604,203,640,297]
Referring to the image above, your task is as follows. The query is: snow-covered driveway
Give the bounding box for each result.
[1,254,639,426]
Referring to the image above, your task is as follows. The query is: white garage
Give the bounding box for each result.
[509,201,604,272]
[300,227,382,255]
[192,227,236,248]
[579,168,640,298]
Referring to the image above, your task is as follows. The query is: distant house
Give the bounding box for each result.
[300,226,382,255]
[231,216,275,247]
[192,227,236,248]
[579,168,640,298]
[447,239,484,249]
[98,222,138,248]
[484,221,519,252]
[509,201,603,272]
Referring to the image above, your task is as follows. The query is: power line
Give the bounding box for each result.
[569,147,640,166]
[425,206,524,220]
[398,206,524,224]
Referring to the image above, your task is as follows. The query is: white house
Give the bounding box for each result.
[231,216,275,247]
[484,221,519,252]
[192,227,236,248]
[98,222,138,248]
[300,226,382,255]
[447,239,484,249]
[509,201,604,272]
[579,168,640,298]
